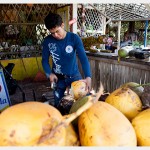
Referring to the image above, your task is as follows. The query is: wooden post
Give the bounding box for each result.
[144,20,149,47]
[81,4,86,37]
[72,4,78,34]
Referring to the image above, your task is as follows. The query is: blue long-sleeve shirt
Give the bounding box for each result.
[42,32,91,78]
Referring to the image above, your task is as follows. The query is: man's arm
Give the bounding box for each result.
[41,40,52,78]
[42,40,58,84]
[74,34,92,91]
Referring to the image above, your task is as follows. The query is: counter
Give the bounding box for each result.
[78,51,150,93]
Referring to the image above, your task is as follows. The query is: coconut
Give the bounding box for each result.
[132,108,150,146]
[0,101,78,146]
[78,101,137,146]
[118,49,129,58]
[118,46,133,58]
[0,84,104,146]
[105,87,142,121]
[70,80,88,100]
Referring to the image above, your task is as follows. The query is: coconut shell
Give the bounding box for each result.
[78,101,137,146]
[132,108,150,146]
[0,102,65,146]
[57,95,75,115]
[105,87,142,121]
[65,123,80,146]
[70,80,88,100]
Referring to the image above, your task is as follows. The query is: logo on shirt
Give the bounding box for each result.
[65,45,73,53]
[48,43,62,74]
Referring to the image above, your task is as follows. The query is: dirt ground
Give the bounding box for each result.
[9,80,54,106]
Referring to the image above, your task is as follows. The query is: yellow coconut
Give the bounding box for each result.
[105,87,142,121]
[78,101,137,146]
[70,80,88,100]
[65,124,80,146]
[132,108,150,146]
[0,101,78,146]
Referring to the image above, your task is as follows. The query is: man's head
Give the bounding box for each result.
[44,12,66,40]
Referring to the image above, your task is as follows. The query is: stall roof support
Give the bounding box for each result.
[144,20,149,47]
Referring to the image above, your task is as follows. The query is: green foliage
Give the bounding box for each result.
[132,41,143,46]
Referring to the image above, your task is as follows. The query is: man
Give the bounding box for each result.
[42,12,91,108]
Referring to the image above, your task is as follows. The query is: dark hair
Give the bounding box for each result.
[44,12,63,30]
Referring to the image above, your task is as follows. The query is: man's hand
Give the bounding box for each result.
[85,77,92,92]
[80,77,92,93]
[49,73,58,83]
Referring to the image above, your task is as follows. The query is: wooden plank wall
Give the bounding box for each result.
[78,56,150,93]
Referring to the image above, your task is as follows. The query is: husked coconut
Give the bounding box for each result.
[70,80,88,100]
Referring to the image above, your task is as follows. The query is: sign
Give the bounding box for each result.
[0,68,11,112]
